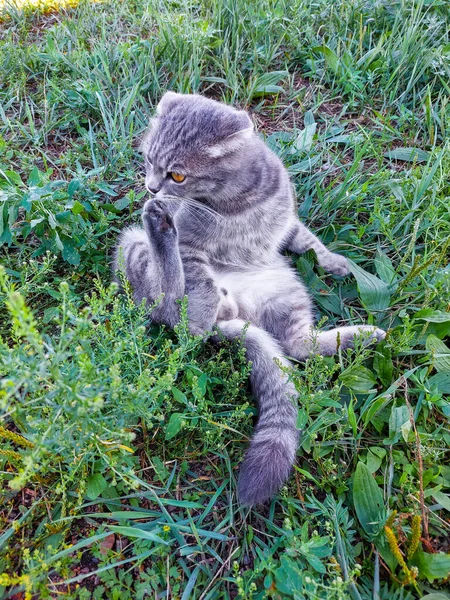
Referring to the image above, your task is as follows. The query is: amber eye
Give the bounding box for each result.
[170,172,186,183]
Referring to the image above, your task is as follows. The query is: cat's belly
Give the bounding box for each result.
[214,262,307,324]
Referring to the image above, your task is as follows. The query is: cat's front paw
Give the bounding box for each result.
[143,200,178,237]
[319,252,350,277]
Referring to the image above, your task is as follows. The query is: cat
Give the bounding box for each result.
[114,92,385,506]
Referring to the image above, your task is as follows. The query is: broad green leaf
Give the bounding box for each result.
[415,309,450,323]
[352,462,386,539]
[172,387,187,404]
[108,525,168,545]
[383,405,410,445]
[86,473,107,500]
[374,250,397,285]
[426,335,450,373]
[347,398,357,436]
[428,372,450,393]
[340,365,378,394]
[165,412,183,440]
[366,449,383,473]
[2,169,23,186]
[384,147,429,162]
[61,238,81,266]
[432,490,450,511]
[412,549,450,582]
[312,45,339,72]
[304,552,326,573]
[376,535,398,572]
[27,166,41,186]
[252,84,285,95]
[304,110,315,127]
[296,408,308,429]
[373,342,393,386]
[295,123,317,153]
[114,195,131,211]
[49,531,117,563]
[288,155,322,174]
[275,555,303,594]
[163,522,229,541]
[68,179,81,196]
[348,260,390,311]
[419,595,450,600]
[71,201,85,216]
[249,70,288,98]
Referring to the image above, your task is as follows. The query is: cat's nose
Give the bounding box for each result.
[145,183,161,196]
[145,174,162,195]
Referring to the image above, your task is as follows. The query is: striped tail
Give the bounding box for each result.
[216,319,299,506]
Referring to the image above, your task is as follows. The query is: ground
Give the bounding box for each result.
[0,0,449,598]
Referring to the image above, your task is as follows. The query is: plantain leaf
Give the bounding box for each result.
[340,365,378,394]
[349,260,390,312]
[412,549,450,582]
[373,342,393,386]
[352,461,386,539]
[426,335,450,373]
[108,525,168,545]
[415,309,450,323]
[312,45,339,72]
[383,405,410,445]
[384,147,429,162]
[428,372,450,393]
[249,70,288,98]
[432,490,450,512]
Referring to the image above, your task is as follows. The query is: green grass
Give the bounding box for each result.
[1,0,450,598]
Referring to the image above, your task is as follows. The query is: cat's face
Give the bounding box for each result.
[140,93,254,205]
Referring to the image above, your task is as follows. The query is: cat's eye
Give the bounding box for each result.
[170,172,186,183]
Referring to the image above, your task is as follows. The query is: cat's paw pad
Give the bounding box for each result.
[319,252,350,276]
[143,200,177,235]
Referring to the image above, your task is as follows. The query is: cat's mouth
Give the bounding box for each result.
[150,194,224,222]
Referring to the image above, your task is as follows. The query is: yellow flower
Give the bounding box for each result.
[384,526,413,584]
[0,425,34,448]
[407,515,421,560]
[0,448,22,462]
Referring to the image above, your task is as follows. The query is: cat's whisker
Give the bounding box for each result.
[157,194,224,224]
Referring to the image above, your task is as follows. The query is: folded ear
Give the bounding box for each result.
[156,91,181,115]
[206,110,254,158]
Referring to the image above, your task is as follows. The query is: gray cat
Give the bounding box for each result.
[114,92,385,506]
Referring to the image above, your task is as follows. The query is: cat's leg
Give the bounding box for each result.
[284,220,350,276]
[180,254,223,335]
[214,318,299,506]
[114,199,184,326]
[259,276,385,360]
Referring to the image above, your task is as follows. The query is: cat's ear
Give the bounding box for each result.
[206,110,254,158]
[156,91,181,115]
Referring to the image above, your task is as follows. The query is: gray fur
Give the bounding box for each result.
[114,92,385,506]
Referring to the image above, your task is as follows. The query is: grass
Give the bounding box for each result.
[0,0,450,597]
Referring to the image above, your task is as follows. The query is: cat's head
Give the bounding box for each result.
[140,92,257,206]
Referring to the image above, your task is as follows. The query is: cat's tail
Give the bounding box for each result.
[215,319,299,506]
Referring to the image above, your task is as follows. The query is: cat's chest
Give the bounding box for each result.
[176,207,285,262]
